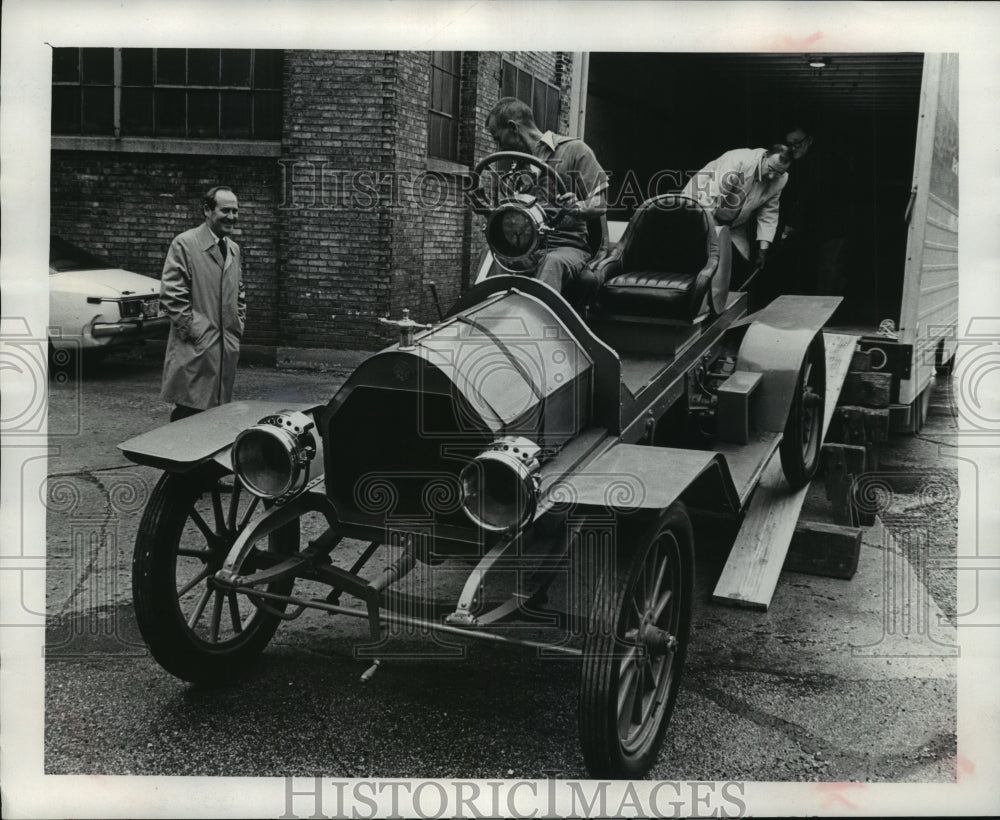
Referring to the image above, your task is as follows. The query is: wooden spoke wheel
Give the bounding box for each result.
[132,470,299,683]
[780,332,826,489]
[579,503,695,778]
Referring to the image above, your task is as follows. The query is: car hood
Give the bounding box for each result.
[49,267,160,298]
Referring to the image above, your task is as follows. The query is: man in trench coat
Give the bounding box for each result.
[159,186,246,421]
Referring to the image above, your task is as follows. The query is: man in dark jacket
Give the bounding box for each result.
[159,186,245,421]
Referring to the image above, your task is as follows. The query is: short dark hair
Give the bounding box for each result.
[487,97,536,129]
[766,144,794,165]
[203,186,234,211]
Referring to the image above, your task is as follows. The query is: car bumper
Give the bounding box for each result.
[91,315,170,341]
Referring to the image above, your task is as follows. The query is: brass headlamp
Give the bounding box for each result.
[485,194,549,272]
[232,410,317,499]
[459,435,542,533]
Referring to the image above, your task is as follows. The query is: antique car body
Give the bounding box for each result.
[49,237,168,355]
[120,154,839,778]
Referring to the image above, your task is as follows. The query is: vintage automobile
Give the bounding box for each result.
[120,152,838,778]
[49,236,168,358]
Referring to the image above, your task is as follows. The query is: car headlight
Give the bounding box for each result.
[119,298,143,319]
[459,436,541,533]
[485,198,548,268]
[233,411,316,499]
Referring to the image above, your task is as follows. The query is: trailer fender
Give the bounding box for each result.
[118,400,321,473]
[727,295,841,432]
[541,443,741,518]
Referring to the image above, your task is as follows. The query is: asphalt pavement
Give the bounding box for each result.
[42,346,958,782]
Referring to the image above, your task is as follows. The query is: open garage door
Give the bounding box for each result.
[583,52,925,329]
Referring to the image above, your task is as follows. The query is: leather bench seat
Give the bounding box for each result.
[594,194,730,322]
[599,270,700,316]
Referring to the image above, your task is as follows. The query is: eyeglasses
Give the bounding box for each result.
[786,135,810,149]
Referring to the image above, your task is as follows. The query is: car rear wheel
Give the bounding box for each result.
[132,470,299,683]
[780,332,826,489]
[578,503,694,778]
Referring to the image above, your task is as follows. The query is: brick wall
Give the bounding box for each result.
[279,50,395,350]
[49,152,282,346]
[554,52,576,135]
[386,51,432,335]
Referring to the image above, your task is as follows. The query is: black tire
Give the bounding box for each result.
[132,470,299,683]
[780,333,826,489]
[579,503,695,778]
[911,384,932,434]
[935,339,954,376]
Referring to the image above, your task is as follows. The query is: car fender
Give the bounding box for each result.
[726,295,841,432]
[118,400,322,473]
[541,441,741,519]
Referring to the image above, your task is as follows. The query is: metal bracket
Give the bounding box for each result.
[444,537,516,626]
[217,479,334,581]
[444,530,566,628]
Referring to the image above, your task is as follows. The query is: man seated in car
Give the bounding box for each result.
[485,97,608,309]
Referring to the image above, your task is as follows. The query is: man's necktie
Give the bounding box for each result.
[218,238,227,263]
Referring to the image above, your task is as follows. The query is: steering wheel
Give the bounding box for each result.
[467,152,573,274]
[470,151,568,208]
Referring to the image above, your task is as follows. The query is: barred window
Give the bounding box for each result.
[501,61,560,133]
[428,51,462,160]
[52,48,282,139]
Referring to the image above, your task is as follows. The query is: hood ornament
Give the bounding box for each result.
[378,309,432,350]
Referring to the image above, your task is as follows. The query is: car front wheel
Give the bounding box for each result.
[132,470,299,683]
[578,503,695,778]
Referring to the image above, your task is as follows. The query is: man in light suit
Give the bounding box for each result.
[159,186,246,421]
[682,144,793,289]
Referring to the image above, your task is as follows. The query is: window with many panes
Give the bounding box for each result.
[52,48,282,139]
[427,51,461,161]
[501,61,560,133]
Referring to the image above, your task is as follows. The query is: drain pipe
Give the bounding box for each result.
[569,52,590,139]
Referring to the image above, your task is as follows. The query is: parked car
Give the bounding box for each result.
[48,237,168,356]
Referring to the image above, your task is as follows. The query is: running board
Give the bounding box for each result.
[711,333,859,610]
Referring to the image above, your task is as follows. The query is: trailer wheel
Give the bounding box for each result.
[910,384,932,434]
[132,470,299,683]
[579,503,694,778]
[934,338,954,376]
[780,333,826,489]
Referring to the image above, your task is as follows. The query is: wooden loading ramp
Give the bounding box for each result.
[712,332,859,610]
